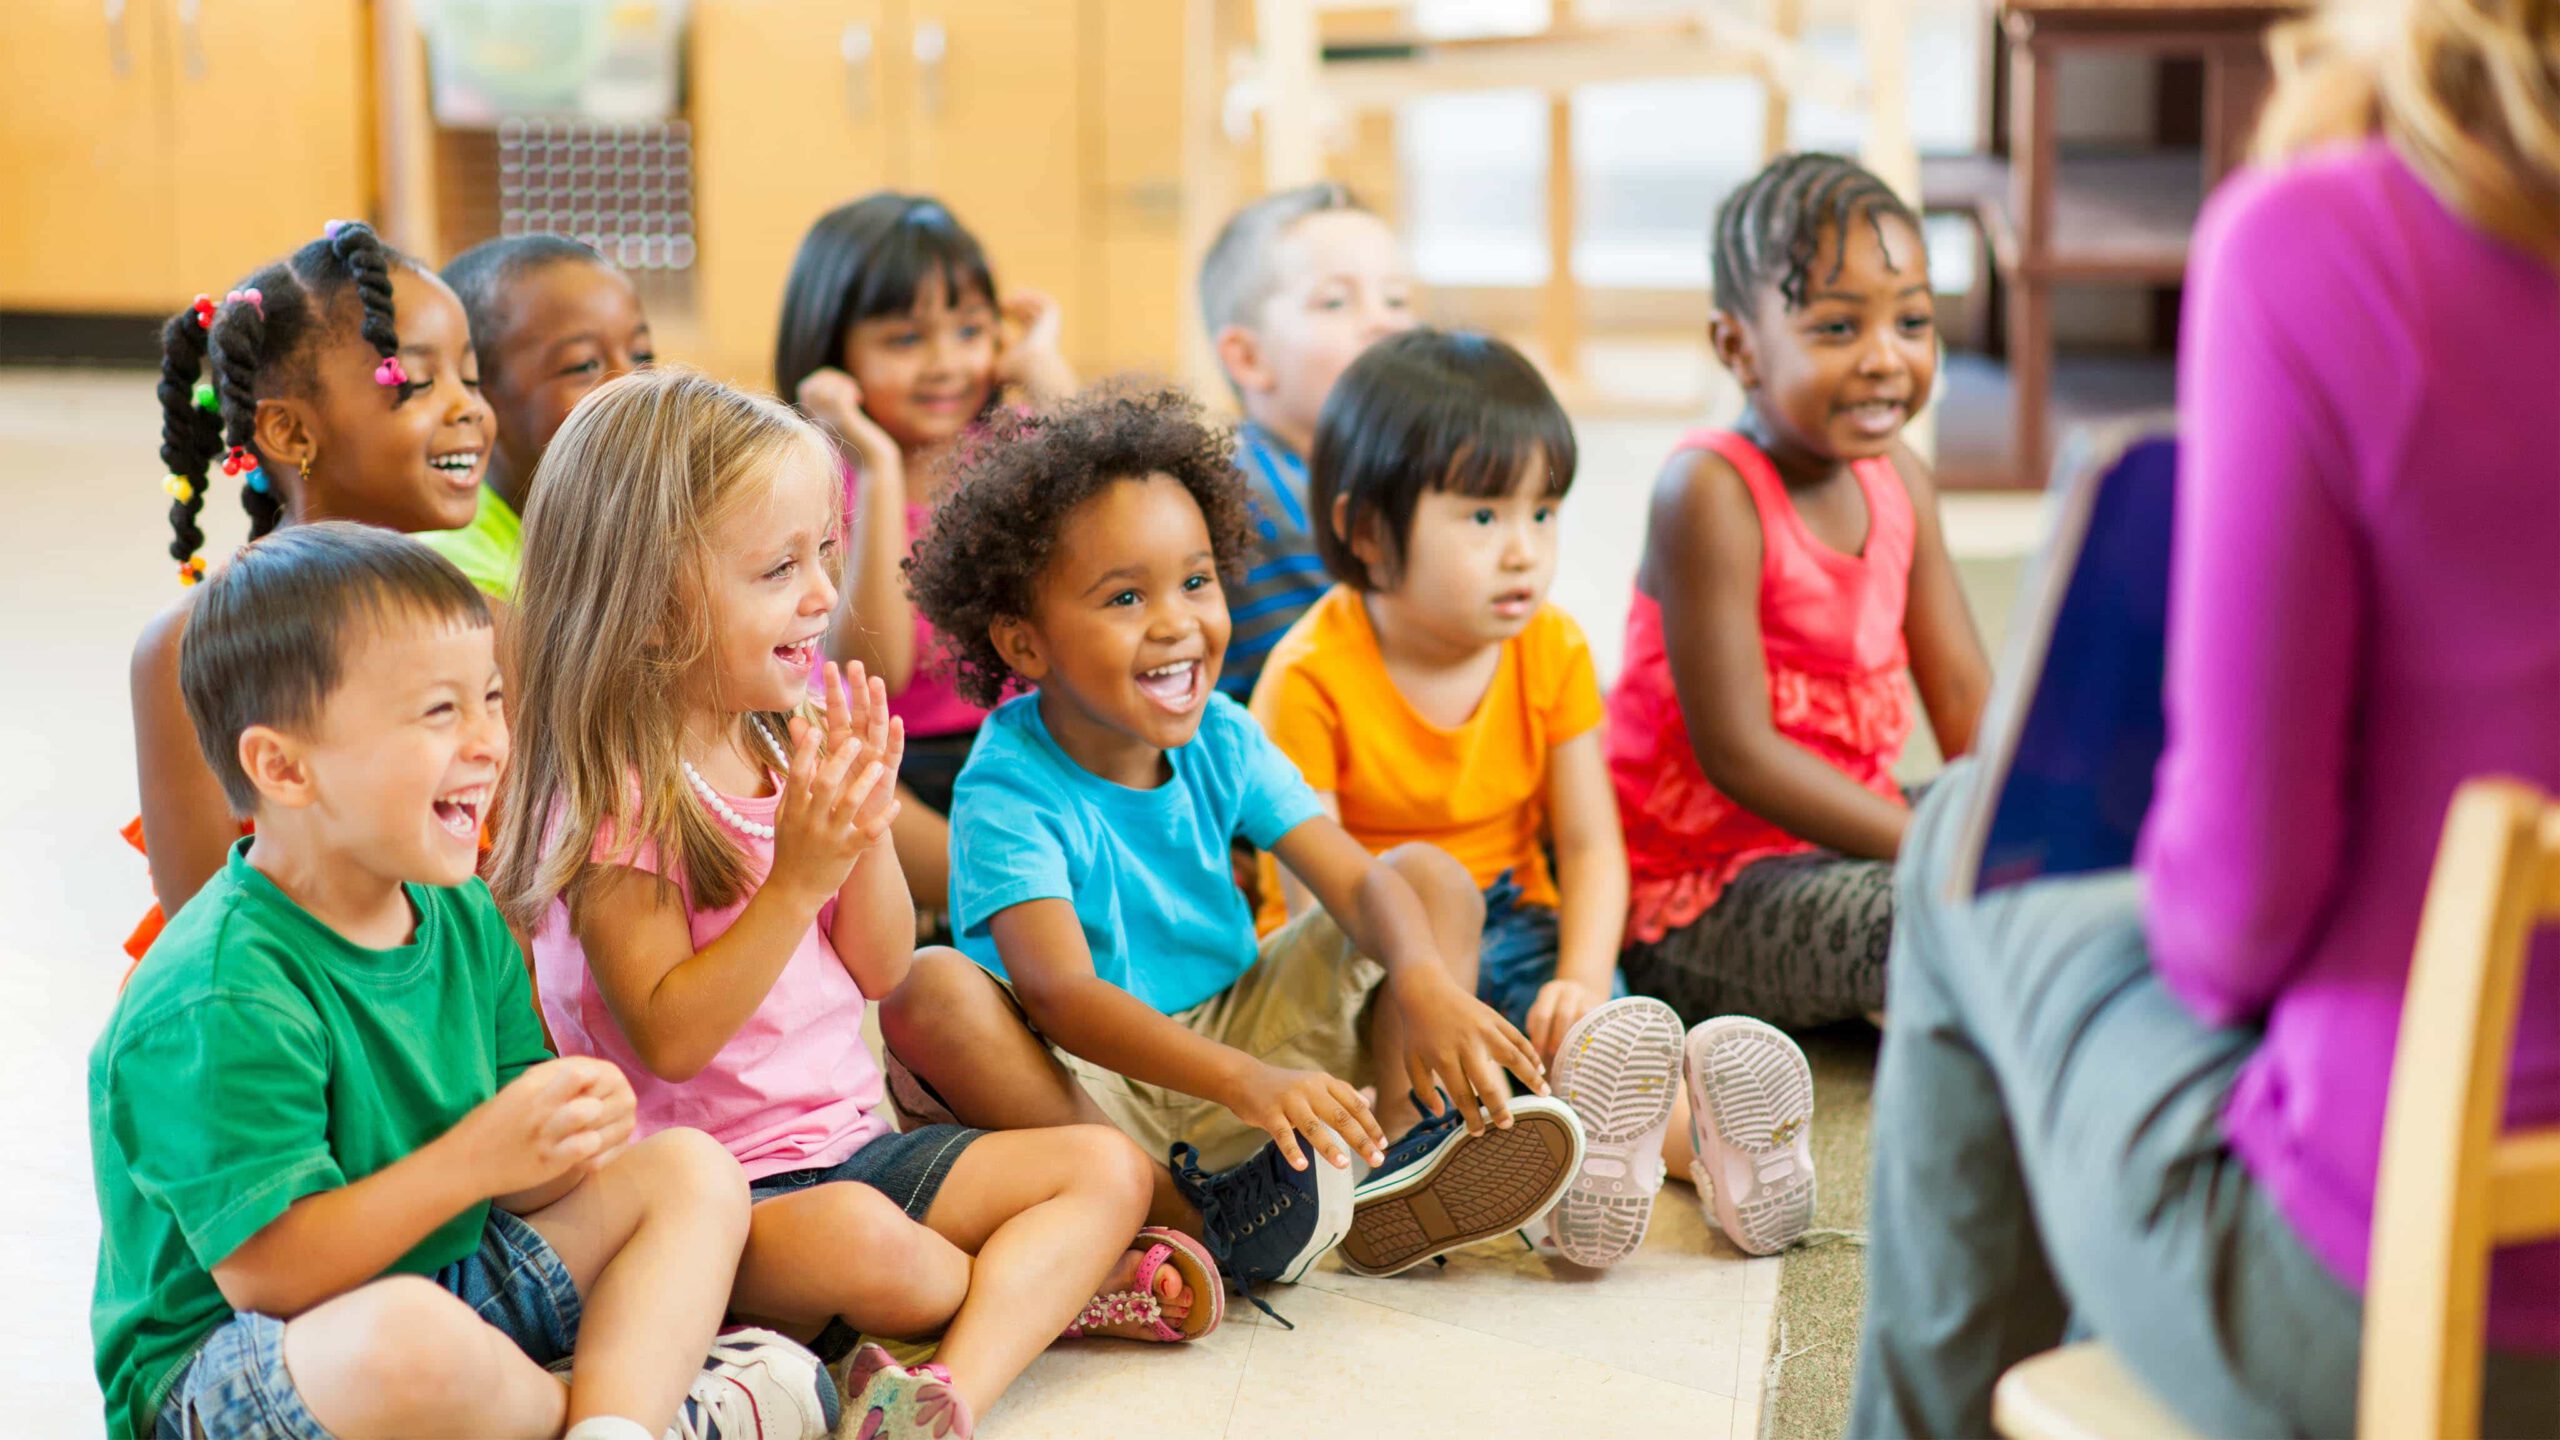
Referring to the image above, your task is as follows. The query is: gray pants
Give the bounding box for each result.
[1848,759,2560,1438]
[1621,850,1893,1030]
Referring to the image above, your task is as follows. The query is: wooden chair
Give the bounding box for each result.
[1994,779,2560,1440]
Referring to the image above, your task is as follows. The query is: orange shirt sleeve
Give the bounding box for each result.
[1539,607,1606,744]
[1250,648,1343,795]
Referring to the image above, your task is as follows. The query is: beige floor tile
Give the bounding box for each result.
[1225,1284,1738,1440]
[977,1324,1257,1439]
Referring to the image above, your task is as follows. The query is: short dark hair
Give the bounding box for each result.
[180,522,492,814]
[441,234,612,380]
[1710,152,1920,315]
[1309,328,1577,591]
[773,192,999,403]
[906,386,1252,708]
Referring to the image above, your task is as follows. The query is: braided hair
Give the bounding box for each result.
[151,221,412,582]
[1710,153,1919,316]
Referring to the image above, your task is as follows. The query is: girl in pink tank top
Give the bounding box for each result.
[1608,155,1990,1029]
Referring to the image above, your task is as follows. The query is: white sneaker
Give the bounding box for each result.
[1546,996,1686,1268]
[1684,1017,1817,1256]
[669,1327,840,1440]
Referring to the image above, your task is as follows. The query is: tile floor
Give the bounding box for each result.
[3,366,2037,1438]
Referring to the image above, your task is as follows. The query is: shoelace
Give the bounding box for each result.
[1170,1143,1298,1330]
[670,1369,757,1440]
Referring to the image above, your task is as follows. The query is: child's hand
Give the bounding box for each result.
[1392,970,1548,1137]
[1223,1061,1387,1171]
[1523,978,1605,1063]
[796,366,901,473]
[768,694,893,909]
[452,1057,636,1196]
[817,660,905,852]
[994,290,1071,397]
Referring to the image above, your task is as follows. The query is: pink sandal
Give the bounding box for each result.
[845,1343,974,1439]
[1060,1225,1224,1343]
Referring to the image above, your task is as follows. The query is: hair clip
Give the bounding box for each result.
[178,556,206,587]
[161,474,195,503]
[223,287,263,316]
[191,381,218,413]
[243,466,269,495]
[220,446,253,476]
[189,294,217,329]
[373,356,410,388]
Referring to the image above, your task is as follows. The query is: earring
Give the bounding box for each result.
[301,446,319,491]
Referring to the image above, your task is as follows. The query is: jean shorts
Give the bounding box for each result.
[1476,871,1629,1034]
[155,1206,580,1440]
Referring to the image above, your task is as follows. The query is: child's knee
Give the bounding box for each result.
[881,947,1005,1055]
[1061,1123,1155,1216]
[1380,842,1485,932]
[318,1276,499,1415]
[624,1127,750,1237]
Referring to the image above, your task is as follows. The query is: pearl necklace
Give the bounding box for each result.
[681,716,792,841]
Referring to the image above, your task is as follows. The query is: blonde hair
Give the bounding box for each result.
[2254,0,2560,260]
[490,366,837,930]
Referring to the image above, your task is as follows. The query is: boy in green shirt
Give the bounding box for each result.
[91,524,835,1440]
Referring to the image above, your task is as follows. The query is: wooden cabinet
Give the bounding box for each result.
[688,0,1192,389]
[0,0,370,313]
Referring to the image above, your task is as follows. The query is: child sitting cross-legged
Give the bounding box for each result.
[883,386,1587,1308]
[1246,327,1801,1268]
[491,369,1205,1440]
[90,523,836,1440]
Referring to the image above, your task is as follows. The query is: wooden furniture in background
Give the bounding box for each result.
[1994,779,2560,1440]
[1970,0,2298,485]
[1,0,370,313]
[1241,0,1906,407]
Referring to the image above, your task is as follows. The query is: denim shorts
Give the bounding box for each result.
[155,1206,581,1440]
[1476,872,1628,1034]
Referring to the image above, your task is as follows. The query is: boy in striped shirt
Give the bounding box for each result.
[1197,184,1419,698]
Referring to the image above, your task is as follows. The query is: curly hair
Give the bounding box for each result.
[906,385,1252,708]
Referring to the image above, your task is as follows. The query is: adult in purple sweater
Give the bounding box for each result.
[1848,2,2560,1434]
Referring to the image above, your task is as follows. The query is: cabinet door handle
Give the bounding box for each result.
[177,0,208,80]
[913,20,947,118]
[103,0,132,77]
[840,22,873,120]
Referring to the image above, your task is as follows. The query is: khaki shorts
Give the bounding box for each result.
[904,907,1387,1174]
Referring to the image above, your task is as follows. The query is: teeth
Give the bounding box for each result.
[1143,661,1193,677]
[430,453,479,471]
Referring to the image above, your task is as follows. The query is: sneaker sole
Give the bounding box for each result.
[1547,997,1685,1268]
[1685,1017,1817,1256]
[1338,1097,1584,1277]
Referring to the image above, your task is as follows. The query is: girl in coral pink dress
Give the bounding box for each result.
[1608,153,1990,1029]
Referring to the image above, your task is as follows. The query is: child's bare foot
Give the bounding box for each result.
[1063,1227,1225,1343]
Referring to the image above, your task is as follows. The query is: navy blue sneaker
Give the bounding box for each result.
[1170,1136,1353,1312]
[1340,1094,1584,1277]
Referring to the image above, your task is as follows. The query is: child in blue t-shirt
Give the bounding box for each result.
[884,387,1587,1305]
[90,525,837,1440]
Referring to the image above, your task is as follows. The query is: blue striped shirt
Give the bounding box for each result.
[1221,423,1333,700]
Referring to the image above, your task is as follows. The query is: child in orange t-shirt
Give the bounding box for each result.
[1252,330,1813,1265]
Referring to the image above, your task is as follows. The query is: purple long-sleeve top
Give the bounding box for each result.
[2136,138,2560,1347]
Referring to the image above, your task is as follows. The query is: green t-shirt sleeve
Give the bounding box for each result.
[457,881,553,1085]
[109,995,343,1270]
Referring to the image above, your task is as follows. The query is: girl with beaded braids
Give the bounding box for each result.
[127,220,495,945]
[1602,154,1990,1035]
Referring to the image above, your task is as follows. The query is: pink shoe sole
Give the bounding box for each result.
[1683,1017,1816,1256]
[1546,997,1685,1268]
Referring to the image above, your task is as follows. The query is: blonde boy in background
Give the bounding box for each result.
[1197,184,1418,701]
